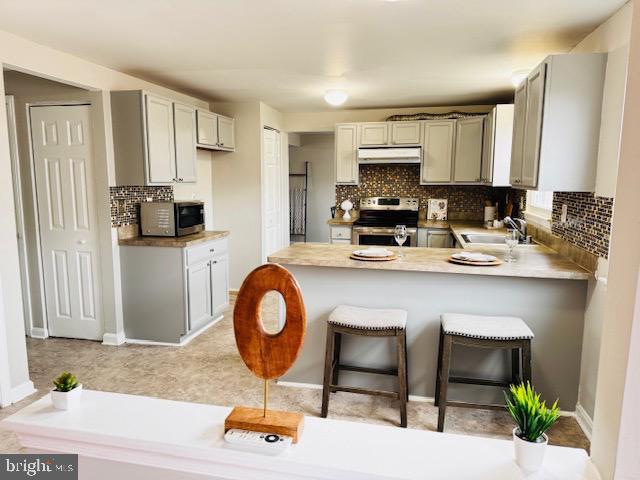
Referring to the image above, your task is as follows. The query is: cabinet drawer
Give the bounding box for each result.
[331,239,352,245]
[331,226,352,240]
[186,239,228,266]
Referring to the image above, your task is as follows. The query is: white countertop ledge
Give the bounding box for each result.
[1,390,600,480]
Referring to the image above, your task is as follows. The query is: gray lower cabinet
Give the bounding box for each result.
[120,237,229,343]
[418,228,453,248]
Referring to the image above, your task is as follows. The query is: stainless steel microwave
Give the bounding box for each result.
[140,201,205,237]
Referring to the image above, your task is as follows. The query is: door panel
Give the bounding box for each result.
[335,124,359,184]
[30,105,103,340]
[481,110,495,183]
[510,81,527,185]
[361,123,388,145]
[521,63,546,188]
[196,110,218,146]
[453,117,484,183]
[211,255,229,316]
[421,120,454,184]
[263,128,283,259]
[145,94,176,184]
[217,115,235,149]
[391,122,421,145]
[187,261,212,331]
[173,103,197,183]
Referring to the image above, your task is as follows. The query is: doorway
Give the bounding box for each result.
[262,127,285,259]
[3,70,104,341]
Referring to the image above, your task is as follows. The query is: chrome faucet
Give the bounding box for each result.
[503,216,528,243]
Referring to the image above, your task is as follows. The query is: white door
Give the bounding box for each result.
[510,81,527,185]
[391,121,421,145]
[30,105,103,340]
[173,103,197,183]
[187,260,212,331]
[360,123,389,146]
[335,124,359,184]
[453,117,484,183]
[421,120,455,184]
[521,63,546,188]
[196,110,218,146]
[263,128,283,259]
[145,94,176,184]
[217,115,235,150]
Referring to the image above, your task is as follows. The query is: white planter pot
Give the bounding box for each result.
[513,428,548,472]
[51,384,83,410]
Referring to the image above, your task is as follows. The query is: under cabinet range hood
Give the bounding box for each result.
[357,147,422,164]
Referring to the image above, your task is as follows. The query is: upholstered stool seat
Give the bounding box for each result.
[329,305,408,330]
[441,313,534,340]
[435,313,534,432]
[322,305,409,427]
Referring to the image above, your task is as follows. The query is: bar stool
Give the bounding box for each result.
[321,305,409,427]
[435,313,534,432]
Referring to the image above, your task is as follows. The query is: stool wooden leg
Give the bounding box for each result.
[332,331,342,385]
[404,332,409,402]
[321,324,335,418]
[522,340,532,385]
[511,348,521,385]
[397,330,408,428]
[434,326,444,407]
[437,334,453,432]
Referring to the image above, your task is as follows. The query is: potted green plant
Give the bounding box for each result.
[51,372,82,410]
[505,381,560,471]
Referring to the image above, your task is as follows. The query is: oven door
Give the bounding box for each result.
[175,202,205,236]
[352,227,417,247]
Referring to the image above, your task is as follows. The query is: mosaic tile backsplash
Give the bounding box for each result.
[552,192,614,258]
[110,186,174,227]
[336,165,523,221]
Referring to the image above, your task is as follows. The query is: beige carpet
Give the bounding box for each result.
[0,293,589,453]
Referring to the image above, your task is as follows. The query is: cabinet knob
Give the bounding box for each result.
[209,248,215,252]
[212,260,217,264]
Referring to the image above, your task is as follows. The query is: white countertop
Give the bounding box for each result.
[1,390,599,480]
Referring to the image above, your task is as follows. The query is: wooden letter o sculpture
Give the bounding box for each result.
[233,264,306,380]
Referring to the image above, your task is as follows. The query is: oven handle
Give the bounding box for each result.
[352,227,418,235]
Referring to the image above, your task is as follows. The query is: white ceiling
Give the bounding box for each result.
[0,0,626,111]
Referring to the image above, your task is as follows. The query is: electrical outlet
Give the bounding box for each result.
[561,204,568,224]
[116,199,125,216]
[146,197,153,202]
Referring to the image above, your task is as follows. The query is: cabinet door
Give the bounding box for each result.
[145,94,176,184]
[217,115,235,150]
[521,63,546,188]
[453,117,484,183]
[211,254,229,316]
[421,120,455,184]
[335,124,359,184]
[174,103,197,183]
[481,110,495,184]
[196,110,218,146]
[427,230,452,248]
[391,122,421,145]
[510,81,527,185]
[360,123,388,146]
[187,260,212,331]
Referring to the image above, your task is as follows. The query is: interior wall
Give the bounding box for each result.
[565,2,633,424]
[591,2,640,476]
[289,134,335,243]
[0,27,213,395]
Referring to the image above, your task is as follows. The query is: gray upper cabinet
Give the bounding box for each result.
[145,94,176,185]
[483,105,514,186]
[335,123,359,184]
[421,120,455,184]
[360,123,389,146]
[510,53,606,191]
[391,121,421,145]
[196,109,218,147]
[174,103,197,183]
[217,115,235,150]
[453,117,484,183]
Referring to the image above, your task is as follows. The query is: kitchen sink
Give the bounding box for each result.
[461,233,508,244]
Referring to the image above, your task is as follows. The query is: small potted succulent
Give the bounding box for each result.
[505,381,559,472]
[51,372,82,410]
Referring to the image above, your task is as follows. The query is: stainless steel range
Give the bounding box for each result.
[352,197,419,247]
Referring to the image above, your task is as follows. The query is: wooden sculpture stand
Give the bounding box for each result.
[225,264,307,443]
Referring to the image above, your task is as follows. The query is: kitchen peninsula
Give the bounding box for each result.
[268,240,589,409]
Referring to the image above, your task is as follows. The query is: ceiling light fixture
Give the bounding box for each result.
[324,89,348,106]
[510,70,529,88]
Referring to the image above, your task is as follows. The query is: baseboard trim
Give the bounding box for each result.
[102,331,126,346]
[30,327,48,339]
[11,380,36,404]
[575,403,593,440]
